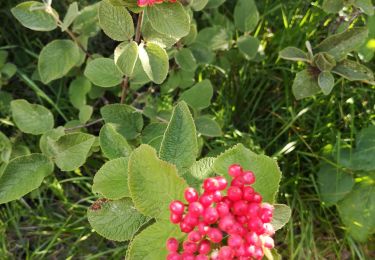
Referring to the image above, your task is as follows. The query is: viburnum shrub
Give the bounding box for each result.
[166,164,277,259]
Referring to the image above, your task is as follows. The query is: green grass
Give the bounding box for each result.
[1,0,374,259]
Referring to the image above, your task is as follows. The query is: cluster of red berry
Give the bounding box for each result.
[138,0,176,7]
[166,164,275,260]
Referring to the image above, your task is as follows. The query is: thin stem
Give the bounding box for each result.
[135,12,144,44]
[65,29,91,58]
[64,118,104,132]
[120,77,130,104]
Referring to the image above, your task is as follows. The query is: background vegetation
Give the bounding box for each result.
[0,0,374,259]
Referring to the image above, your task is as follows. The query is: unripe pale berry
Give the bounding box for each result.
[263,236,275,249]
[228,164,243,177]
[184,187,199,203]
[170,200,185,215]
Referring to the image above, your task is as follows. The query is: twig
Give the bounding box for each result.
[64,118,104,132]
[120,77,130,104]
[135,12,144,44]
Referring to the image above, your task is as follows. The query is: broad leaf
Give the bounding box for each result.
[61,2,79,31]
[180,80,213,110]
[78,105,93,124]
[279,47,309,62]
[191,0,209,11]
[271,204,292,231]
[127,220,184,259]
[332,59,374,82]
[175,48,197,72]
[317,163,354,206]
[101,104,144,140]
[337,182,375,242]
[50,133,96,171]
[38,40,80,84]
[354,0,374,16]
[196,26,232,51]
[195,116,222,137]
[69,76,92,109]
[39,127,65,157]
[128,145,188,219]
[185,157,216,190]
[237,35,260,60]
[98,0,134,41]
[315,27,369,60]
[138,42,169,84]
[322,0,344,13]
[141,123,168,151]
[142,21,179,49]
[72,3,100,37]
[318,71,335,95]
[146,2,190,38]
[11,99,54,135]
[292,69,321,100]
[0,132,12,163]
[159,102,198,173]
[11,1,57,31]
[234,0,259,32]
[0,154,53,204]
[213,144,282,203]
[99,123,132,159]
[114,41,138,76]
[92,157,130,199]
[351,126,375,171]
[87,198,148,241]
[84,58,123,88]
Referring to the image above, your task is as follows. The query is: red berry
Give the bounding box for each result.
[207,228,223,243]
[180,221,194,233]
[218,246,233,259]
[199,193,214,207]
[242,186,254,201]
[245,232,260,246]
[166,237,179,252]
[231,176,245,187]
[232,200,248,216]
[203,207,219,224]
[184,188,199,203]
[196,255,209,260]
[203,178,220,192]
[198,239,211,254]
[183,241,198,254]
[188,202,204,217]
[170,201,185,215]
[252,192,262,203]
[248,217,264,234]
[167,252,181,260]
[228,234,243,248]
[263,236,275,249]
[227,186,242,201]
[242,170,255,184]
[219,215,235,232]
[216,202,230,217]
[248,203,260,216]
[235,244,246,257]
[170,213,182,224]
[198,222,210,235]
[184,214,199,226]
[215,176,228,190]
[181,252,195,260]
[236,215,248,224]
[212,190,222,203]
[188,231,202,243]
[228,164,243,177]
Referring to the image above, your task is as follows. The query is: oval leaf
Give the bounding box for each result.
[318,71,335,95]
[180,80,214,110]
[84,58,123,88]
[292,69,321,100]
[271,204,292,231]
[234,0,259,32]
[175,48,197,72]
[237,35,260,60]
[114,41,139,76]
[195,116,222,137]
[99,123,132,159]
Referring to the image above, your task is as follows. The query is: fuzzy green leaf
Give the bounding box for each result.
[322,0,344,13]
[69,76,92,109]
[237,35,260,60]
[292,69,321,100]
[99,123,132,159]
[279,47,309,62]
[175,48,197,72]
[271,204,292,231]
[61,2,79,31]
[141,123,168,151]
[84,58,123,88]
[351,126,375,171]
[318,71,335,95]
[332,59,374,82]
[234,0,259,32]
[114,41,138,76]
[195,116,222,137]
[180,80,214,110]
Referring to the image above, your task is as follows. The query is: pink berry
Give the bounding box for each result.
[248,217,264,234]
[203,178,220,192]
[242,170,255,184]
[232,200,248,216]
[188,230,202,243]
[242,186,254,201]
[196,255,209,260]
[235,244,246,257]
[181,252,195,260]
[228,164,243,177]
[231,176,245,187]
[180,221,194,233]
[254,247,264,259]
[183,241,198,254]
[167,252,181,260]
[207,228,223,243]
[188,202,204,217]
[199,193,214,207]
[236,215,248,224]
[216,202,230,217]
[252,192,262,203]
[184,214,199,226]
[228,234,243,248]
[248,203,260,216]
[218,246,233,259]
[215,176,228,190]
[227,186,242,201]
[246,232,260,246]
[263,236,275,249]
[198,239,211,254]
[184,187,199,203]
[198,222,210,235]
[229,222,246,236]
[166,237,179,252]
[170,201,185,215]
[170,213,182,224]
[203,207,219,224]
[219,215,235,232]
[212,190,222,203]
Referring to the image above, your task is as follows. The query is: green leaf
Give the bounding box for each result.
[128,145,188,219]
[213,144,282,203]
[141,123,168,151]
[322,0,344,13]
[337,182,375,242]
[142,21,179,49]
[61,2,79,31]
[69,76,92,109]
[78,105,93,124]
[234,0,259,32]
[354,0,374,16]
[114,41,139,76]
[318,71,335,95]
[127,220,184,259]
[351,126,375,171]
[50,133,96,171]
[313,52,337,72]
[99,123,132,159]
[196,26,232,51]
[92,157,130,199]
[190,42,214,64]
[39,127,65,157]
[185,157,216,190]
[38,40,80,84]
[175,48,197,72]
[180,80,214,110]
[84,58,123,88]
[279,47,309,62]
[11,99,54,135]
[138,42,169,84]
[146,2,190,39]
[129,59,151,88]
[181,24,198,46]
[195,116,222,137]
[0,132,12,163]
[271,204,292,231]
[191,0,209,11]
[11,1,57,31]
[72,3,100,37]
[317,163,355,206]
[237,35,260,60]
[87,198,148,241]
[101,104,144,140]
[315,27,369,60]
[292,69,321,100]
[332,59,374,82]
[206,0,226,9]
[98,0,134,41]
[159,102,198,173]
[0,154,53,204]
[1,63,17,79]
